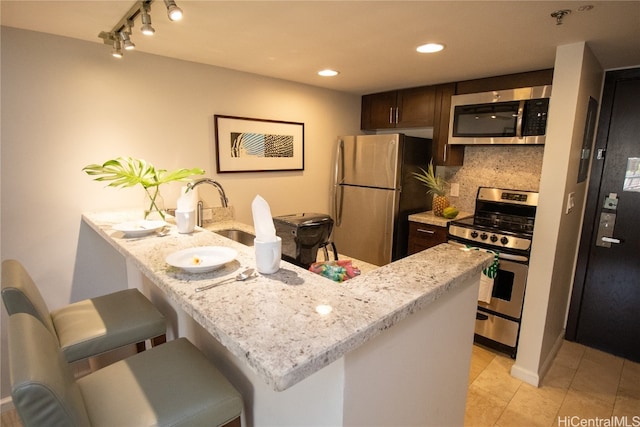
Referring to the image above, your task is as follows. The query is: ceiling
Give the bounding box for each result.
[2,1,639,95]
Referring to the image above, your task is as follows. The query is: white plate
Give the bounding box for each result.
[113,220,166,237]
[166,246,238,273]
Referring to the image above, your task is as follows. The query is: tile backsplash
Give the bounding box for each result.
[443,145,545,213]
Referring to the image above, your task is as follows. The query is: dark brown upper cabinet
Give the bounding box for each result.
[360,69,554,167]
[361,86,436,129]
[432,83,464,166]
[455,69,553,95]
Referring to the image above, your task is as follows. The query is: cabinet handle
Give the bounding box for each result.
[389,107,394,124]
[417,228,436,235]
[395,107,399,124]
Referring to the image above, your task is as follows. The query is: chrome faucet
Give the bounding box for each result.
[187,179,229,226]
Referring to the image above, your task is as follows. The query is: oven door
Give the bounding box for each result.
[479,256,528,319]
[448,240,529,319]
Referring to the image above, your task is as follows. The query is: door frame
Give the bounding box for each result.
[565,67,640,340]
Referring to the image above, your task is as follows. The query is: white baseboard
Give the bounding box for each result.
[510,363,540,386]
[1,396,15,413]
[510,329,565,387]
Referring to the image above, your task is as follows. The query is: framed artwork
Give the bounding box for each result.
[214,115,304,173]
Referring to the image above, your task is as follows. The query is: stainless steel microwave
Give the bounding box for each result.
[448,85,552,145]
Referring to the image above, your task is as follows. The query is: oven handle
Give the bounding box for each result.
[497,252,529,263]
[447,240,529,263]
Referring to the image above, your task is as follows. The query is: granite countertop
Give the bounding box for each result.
[82,210,492,392]
[408,210,474,227]
[201,218,380,275]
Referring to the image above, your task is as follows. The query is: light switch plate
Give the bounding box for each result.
[202,208,213,221]
[450,183,460,197]
[566,192,575,214]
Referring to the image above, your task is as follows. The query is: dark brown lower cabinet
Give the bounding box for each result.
[407,222,447,255]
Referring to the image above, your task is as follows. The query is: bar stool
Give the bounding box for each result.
[1,259,166,363]
[8,313,243,427]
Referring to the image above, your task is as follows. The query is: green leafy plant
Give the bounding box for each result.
[412,159,453,216]
[412,159,446,196]
[83,157,205,220]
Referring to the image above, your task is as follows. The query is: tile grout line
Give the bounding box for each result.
[551,345,586,427]
[493,380,524,427]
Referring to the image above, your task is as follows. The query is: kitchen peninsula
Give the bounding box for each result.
[82,211,492,427]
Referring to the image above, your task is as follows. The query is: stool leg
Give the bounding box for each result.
[151,334,167,347]
[135,334,166,353]
[221,416,241,427]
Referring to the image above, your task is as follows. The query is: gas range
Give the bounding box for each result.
[448,187,539,358]
[448,187,538,255]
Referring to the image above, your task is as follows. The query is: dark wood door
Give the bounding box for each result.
[396,86,435,128]
[432,83,464,166]
[361,91,397,129]
[407,222,447,255]
[567,68,640,362]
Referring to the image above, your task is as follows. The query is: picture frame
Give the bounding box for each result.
[214,115,304,173]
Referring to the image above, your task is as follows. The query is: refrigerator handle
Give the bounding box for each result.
[333,139,344,226]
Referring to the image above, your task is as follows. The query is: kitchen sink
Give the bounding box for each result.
[214,229,255,246]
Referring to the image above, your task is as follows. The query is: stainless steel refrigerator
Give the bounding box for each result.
[331,134,433,266]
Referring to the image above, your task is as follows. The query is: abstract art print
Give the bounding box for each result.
[215,115,304,172]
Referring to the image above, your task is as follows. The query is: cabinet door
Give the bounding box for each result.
[432,83,464,166]
[361,91,397,129]
[407,222,448,255]
[396,86,436,127]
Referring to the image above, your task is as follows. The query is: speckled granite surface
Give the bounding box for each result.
[82,210,492,391]
[408,210,473,227]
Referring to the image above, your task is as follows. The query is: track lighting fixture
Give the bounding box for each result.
[164,0,183,21]
[140,3,155,35]
[99,0,184,58]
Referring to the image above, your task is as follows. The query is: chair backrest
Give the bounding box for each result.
[1,259,57,337]
[8,313,92,427]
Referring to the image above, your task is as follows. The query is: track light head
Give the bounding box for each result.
[111,38,123,58]
[164,0,183,21]
[119,30,135,50]
[140,3,155,35]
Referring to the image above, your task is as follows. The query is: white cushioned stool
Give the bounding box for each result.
[1,259,166,363]
[9,313,243,427]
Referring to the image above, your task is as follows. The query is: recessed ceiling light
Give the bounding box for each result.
[416,43,445,54]
[318,69,339,77]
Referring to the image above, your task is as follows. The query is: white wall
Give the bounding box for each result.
[0,26,361,402]
[511,42,603,385]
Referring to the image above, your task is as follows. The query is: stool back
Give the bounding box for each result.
[1,259,57,337]
[8,313,91,426]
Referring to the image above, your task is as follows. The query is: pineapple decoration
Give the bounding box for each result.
[412,160,450,217]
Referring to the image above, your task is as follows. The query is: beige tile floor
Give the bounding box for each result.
[2,341,639,427]
[466,341,640,427]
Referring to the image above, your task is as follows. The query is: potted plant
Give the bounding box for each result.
[412,160,453,217]
[83,157,205,220]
